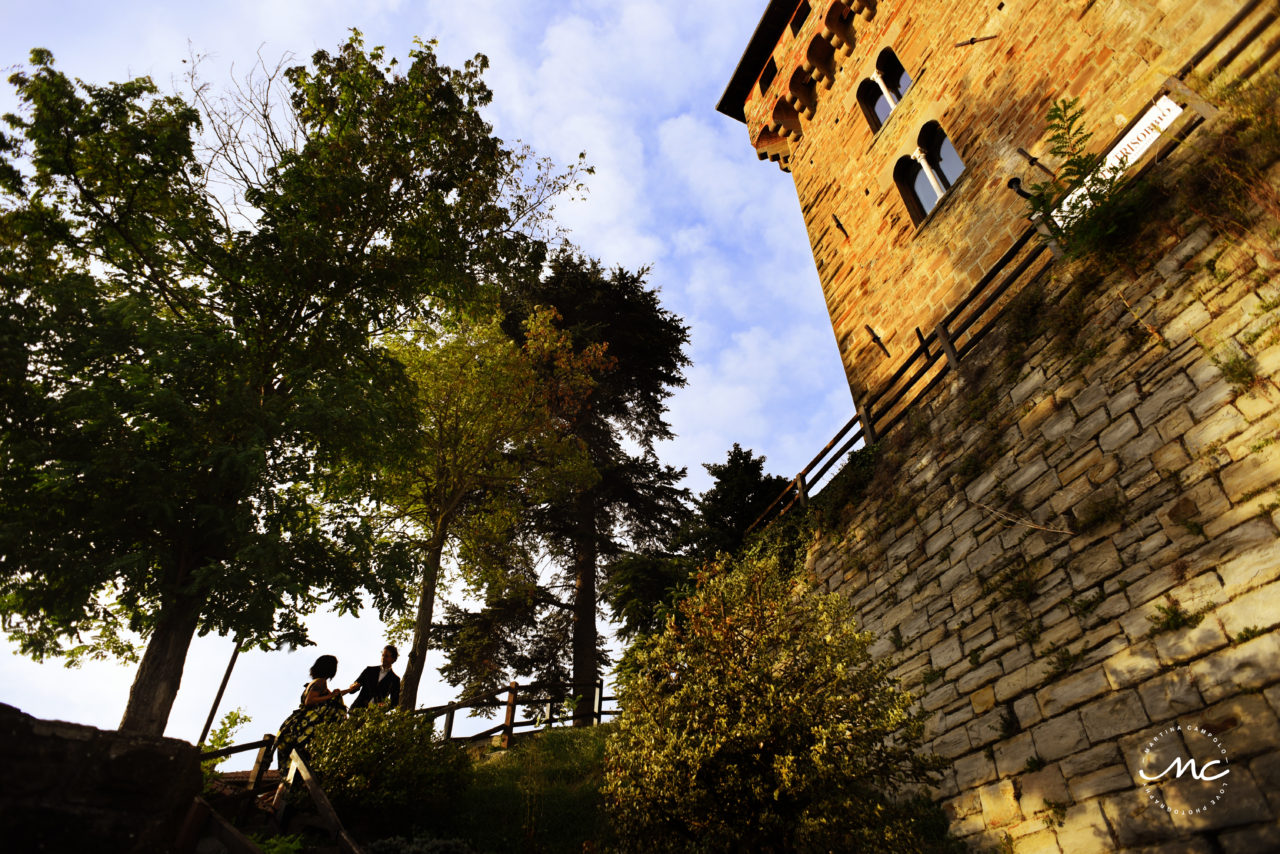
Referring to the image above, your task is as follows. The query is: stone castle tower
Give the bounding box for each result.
[717,0,1248,411]
[718,2,1280,851]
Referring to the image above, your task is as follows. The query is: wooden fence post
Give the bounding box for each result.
[443,706,455,740]
[856,397,877,444]
[502,681,518,748]
[934,322,963,373]
[237,733,276,823]
[594,679,605,726]
[796,473,809,507]
[1031,213,1065,258]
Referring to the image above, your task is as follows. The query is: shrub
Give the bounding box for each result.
[201,707,251,789]
[604,557,961,852]
[1026,97,1163,263]
[310,706,471,835]
[435,726,614,852]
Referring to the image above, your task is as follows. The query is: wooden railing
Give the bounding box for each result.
[420,679,616,748]
[279,747,365,854]
[177,735,276,854]
[178,733,365,854]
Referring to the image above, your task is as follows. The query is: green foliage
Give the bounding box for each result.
[249,835,306,854]
[432,726,613,852]
[1024,755,1046,773]
[1042,800,1069,829]
[377,311,601,709]
[201,707,251,788]
[999,706,1020,738]
[1176,74,1280,240]
[1211,345,1263,396]
[809,441,882,518]
[1014,618,1044,646]
[1075,494,1126,532]
[442,254,692,701]
[1026,97,1159,262]
[1145,597,1210,637]
[1235,626,1265,644]
[1044,643,1084,677]
[1068,590,1105,620]
[310,706,471,835]
[604,443,789,643]
[0,34,575,732]
[604,557,960,852]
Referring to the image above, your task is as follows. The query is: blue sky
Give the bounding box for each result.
[0,0,853,748]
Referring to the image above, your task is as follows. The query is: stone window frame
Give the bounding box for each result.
[856,47,914,134]
[891,121,966,227]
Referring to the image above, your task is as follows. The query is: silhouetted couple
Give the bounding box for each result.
[271,645,402,809]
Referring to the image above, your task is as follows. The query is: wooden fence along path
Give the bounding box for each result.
[176,679,614,851]
[420,678,616,748]
[747,57,1237,533]
[178,734,366,854]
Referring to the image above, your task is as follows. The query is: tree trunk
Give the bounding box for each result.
[399,528,447,711]
[119,593,203,735]
[570,504,598,727]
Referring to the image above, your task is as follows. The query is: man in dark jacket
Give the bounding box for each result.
[345,644,401,709]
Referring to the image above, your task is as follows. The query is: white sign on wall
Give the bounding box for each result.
[1059,95,1185,221]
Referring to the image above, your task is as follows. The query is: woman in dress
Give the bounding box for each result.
[272,655,349,807]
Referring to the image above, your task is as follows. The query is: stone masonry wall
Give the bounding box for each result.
[804,190,1280,849]
[0,702,201,853]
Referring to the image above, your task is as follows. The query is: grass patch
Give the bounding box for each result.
[1234,625,1265,644]
[1212,346,1264,396]
[428,726,614,853]
[1145,597,1212,637]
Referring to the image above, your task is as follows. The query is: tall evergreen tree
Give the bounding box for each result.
[605,443,789,641]
[439,254,689,718]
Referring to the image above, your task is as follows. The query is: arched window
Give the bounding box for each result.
[919,121,964,189]
[894,157,931,225]
[857,47,913,133]
[857,79,889,132]
[875,48,912,100]
[894,123,965,226]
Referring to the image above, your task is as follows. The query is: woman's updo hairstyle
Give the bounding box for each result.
[310,654,338,680]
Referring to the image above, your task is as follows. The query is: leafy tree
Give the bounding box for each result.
[0,36,572,734]
[376,311,602,710]
[605,443,789,641]
[603,552,958,852]
[439,254,690,715]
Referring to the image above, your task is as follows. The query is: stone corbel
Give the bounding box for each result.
[821,3,857,59]
[804,35,839,89]
[786,69,818,119]
[770,99,804,140]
